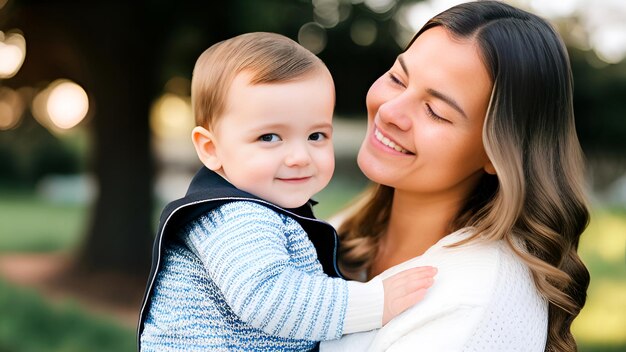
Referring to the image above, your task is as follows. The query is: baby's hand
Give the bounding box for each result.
[381,266,437,325]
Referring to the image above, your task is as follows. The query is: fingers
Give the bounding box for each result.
[401,276,434,294]
[391,265,437,277]
[390,288,428,314]
[382,287,430,325]
[384,266,437,283]
[383,266,437,294]
[386,275,434,298]
[381,266,438,324]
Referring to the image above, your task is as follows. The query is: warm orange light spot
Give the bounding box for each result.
[0,31,26,79]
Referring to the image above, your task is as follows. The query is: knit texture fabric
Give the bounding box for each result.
[141,201,349,351]
[321,229,548,352]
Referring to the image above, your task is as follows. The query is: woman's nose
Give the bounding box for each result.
[378,95,413,131]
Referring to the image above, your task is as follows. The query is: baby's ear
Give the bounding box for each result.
[191,126,222,171]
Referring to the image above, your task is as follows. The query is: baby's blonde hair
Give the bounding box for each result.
[191,32,325,128]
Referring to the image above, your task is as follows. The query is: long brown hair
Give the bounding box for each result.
[338,2,590,351]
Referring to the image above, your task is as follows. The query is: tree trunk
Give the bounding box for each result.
[76,2,155,278]
[5,0,156,278]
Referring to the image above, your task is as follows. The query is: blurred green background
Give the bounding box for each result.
[0,0,625,351]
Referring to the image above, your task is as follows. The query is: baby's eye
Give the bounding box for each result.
[259,133,281,142]
[308,132,327,141]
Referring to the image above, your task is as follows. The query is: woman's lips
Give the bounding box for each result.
[374,127,412,154]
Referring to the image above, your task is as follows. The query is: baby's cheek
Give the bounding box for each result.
[313,157,333,190]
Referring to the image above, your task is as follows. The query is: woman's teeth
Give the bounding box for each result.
[375,129,410,154]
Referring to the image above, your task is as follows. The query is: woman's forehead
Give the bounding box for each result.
[400,27,492,121]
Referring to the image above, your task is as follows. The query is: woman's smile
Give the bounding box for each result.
[374,127,412,154]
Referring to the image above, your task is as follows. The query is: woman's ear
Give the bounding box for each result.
[191,126,222,171]
[484,161,496,175]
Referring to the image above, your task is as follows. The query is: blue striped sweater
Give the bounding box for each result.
[140,201,350,351]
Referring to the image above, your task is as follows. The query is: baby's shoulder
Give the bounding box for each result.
[179,200,290,240]
[204,200,287,225]
[216,199,279,215]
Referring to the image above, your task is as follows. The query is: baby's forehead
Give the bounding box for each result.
[215,69,334,128]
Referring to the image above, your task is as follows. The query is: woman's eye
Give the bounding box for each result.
[259,134,281,142]
[388,73,405,87]
[308,132,327,141]
[425,104,449,123]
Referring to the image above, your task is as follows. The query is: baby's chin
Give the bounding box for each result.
[270,197,311,210]
[267,186,325,209]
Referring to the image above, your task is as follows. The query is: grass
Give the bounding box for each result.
[0,279,135,352]
[0,188,87,253]
[573,208,626,350]
[312,174,370,220]
[0,185,624,350]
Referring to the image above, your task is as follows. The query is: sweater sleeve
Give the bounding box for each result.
[344,279,384,334]
[183,201,382,341]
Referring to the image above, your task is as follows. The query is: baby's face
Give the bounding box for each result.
[210,70,336,208]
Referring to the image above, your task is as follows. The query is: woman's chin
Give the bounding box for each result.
[357,149,387,185]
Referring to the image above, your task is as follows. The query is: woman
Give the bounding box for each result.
[321,1,589,351]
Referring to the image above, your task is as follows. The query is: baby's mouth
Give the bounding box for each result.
[374,128,412,154]
[276,176,312,183]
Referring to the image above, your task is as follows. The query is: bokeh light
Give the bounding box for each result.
[46,81,89,129]
[32,79,89,132]
[393,0,465,47]
[394,0,626,65]
[0,31,26,79]
[350,17,378,46]
[311,0,352,27]
[149,92,193,140]
[589,23,626,64]
[298,22,327,54]
[150,81,198,201]
[364,0,396,14]
[526,0,626,64]
[163,76,191,97]
[0,87,25,130]
[528,0,578,18]
[313,0,340,28]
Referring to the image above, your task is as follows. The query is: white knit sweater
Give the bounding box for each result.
[321,229,548,351]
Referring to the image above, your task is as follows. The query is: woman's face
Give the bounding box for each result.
[358,27,494,200]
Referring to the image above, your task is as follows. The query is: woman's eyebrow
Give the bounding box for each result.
[398,54,468,119]
[426,88,468,119]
